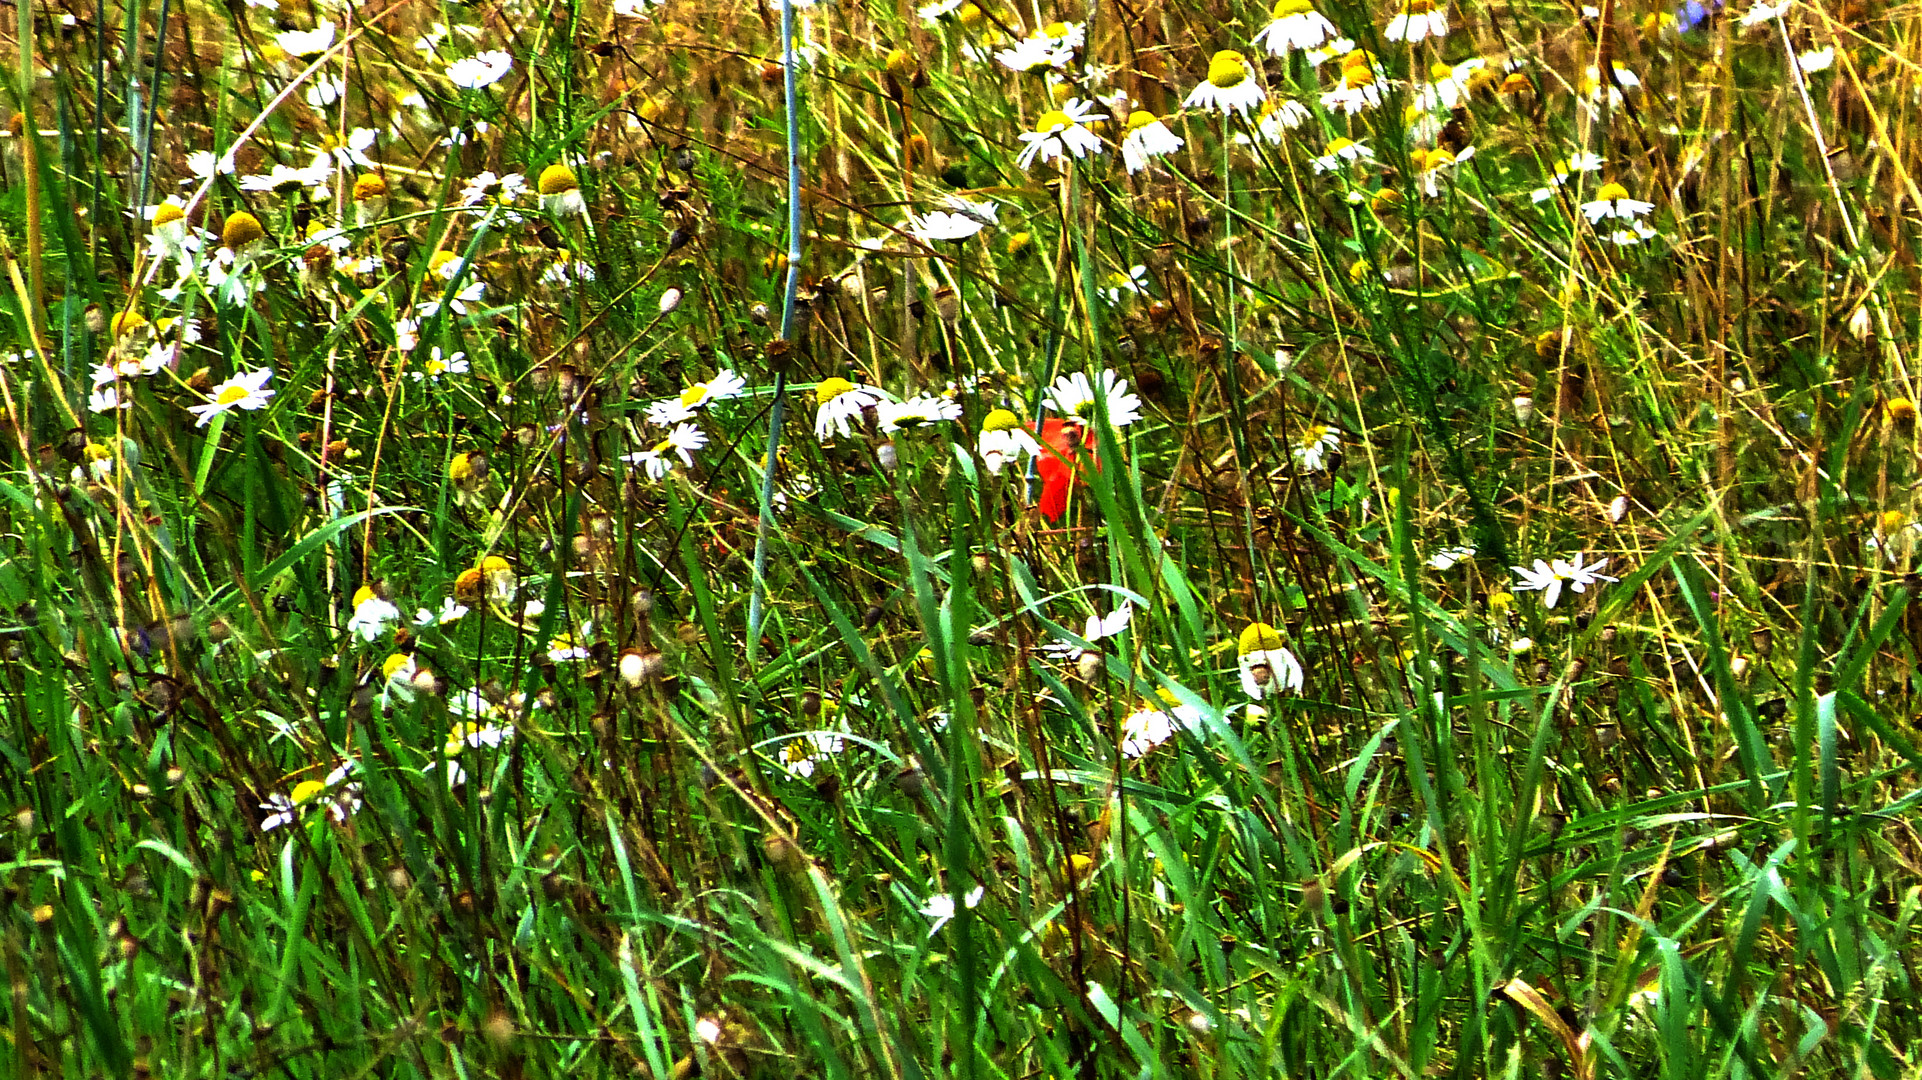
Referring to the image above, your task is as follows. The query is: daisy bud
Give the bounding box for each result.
[221,210,265,250]
[1511,395,1534,424]
[1076,649,1103,683]
[659,287,683,314]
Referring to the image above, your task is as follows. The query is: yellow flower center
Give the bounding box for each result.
[1033,109,1073,134]
[538,163,579,195]
[816,377,857,405]
[1207,50,1249,88]
[1238,621,1285,656]
[982,408,1021,432]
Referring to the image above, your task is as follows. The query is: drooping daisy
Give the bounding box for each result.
[1312,137,1374,173]
[1015,99,1107,170]
[1321,59,1385,114]
[1048,368,1143,427]
[1236,622,1304,699]
[538,163,587,217]
[1510,553,1618,608]
[1184,50,1267,118]
[448,49,514,89]
[814,378,891,440]
[1411,146,1472,197]
[1252,0,1340,56]
[1579,182,1655,223]
[878,394,963,432]
[1384,0,1449,42]
[188,368,276,426]
[976,408,1042,473]
[1252,97,1313,143]
[1292,424,1341,471]
[1121,111,1184,173]
[347,585,401,642]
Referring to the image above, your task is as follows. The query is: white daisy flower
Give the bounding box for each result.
[1579,182,1654,223]
[1384,0,1449,42]
[448,50,513,89]
[878,394,963,432]
[1048,368,1143,427]
[1121,111,1184,173]
[1312,138,1374,173]
[1509,553,1618,608]
[188,369,275,426]
[976,408,1042,474]
[347,585,401,642]
[1015,99,1107,170]
[1253,0,1340,55]
[1291,424,1341,471]
[1184,51,1267,117]
[813,378,891,440]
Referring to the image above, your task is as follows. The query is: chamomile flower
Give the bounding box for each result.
[1015,99,1106,170]
[625,422,709,479]
[410,348,469,382]
[1252,0,1340,56]
[1579,182,1654,223]
[188,369,275,426]
[1321,60,1386,113]
[347,585,402,642]
[1121,111,1184,172]
[813,378,890,440]
[1529,151,1605,202]
[538,163,586,216]
[778,731,847,779]
[1510,553,1617,608]
[1184,50,1267,117]
[976,408,1043,473]
[1252,97,1313,142]
[1291,424,1341,471]
[647,371,746,426]
[1048,369,1143,427]
[1312,137,1374,173]
[448,49,514,89]
[1384,0,1449,42]
[879,394,963,431]
[1236,622,1304,699]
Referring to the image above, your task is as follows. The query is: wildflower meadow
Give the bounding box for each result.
[2,0,1920,1074]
